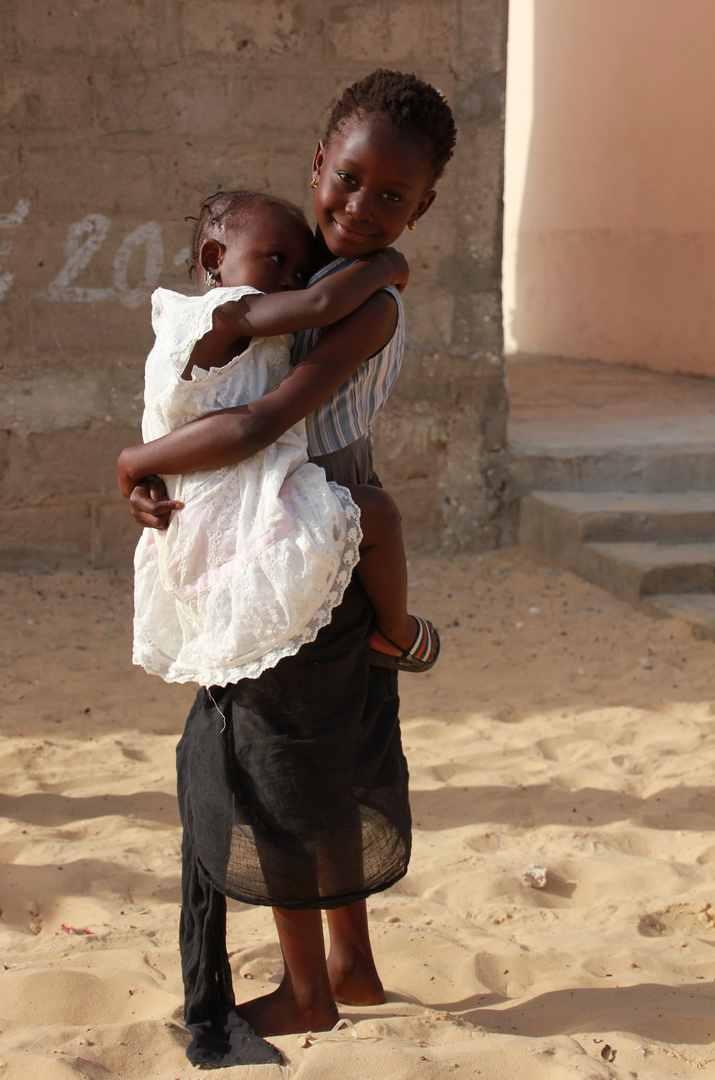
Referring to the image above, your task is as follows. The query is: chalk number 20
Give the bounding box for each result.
[1,200,166,308]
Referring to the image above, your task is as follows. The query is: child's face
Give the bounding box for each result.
[312,116,436,260]
[214,206,313,293]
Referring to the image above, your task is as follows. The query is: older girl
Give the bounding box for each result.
[121,70,456,1067]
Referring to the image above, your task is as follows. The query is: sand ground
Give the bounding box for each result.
[1,549,714,1079]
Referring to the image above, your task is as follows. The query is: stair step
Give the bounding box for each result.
[519,490,715,606]
[645,593,715,640]
[508,445,715,495]
[520,491,715,545]
[585,541,715,601]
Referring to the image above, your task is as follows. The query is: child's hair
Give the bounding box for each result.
[324,69,457,184]
[187,190,310,279]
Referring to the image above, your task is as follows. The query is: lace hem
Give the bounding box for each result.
[133,483,363,687]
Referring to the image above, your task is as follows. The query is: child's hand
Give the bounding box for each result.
[129,476,182,530]
[376,248,409,293]
[118,444,183,528]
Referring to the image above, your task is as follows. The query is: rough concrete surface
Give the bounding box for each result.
[507,354,715,499]
[510,356,715,640]
[0,0,509,568]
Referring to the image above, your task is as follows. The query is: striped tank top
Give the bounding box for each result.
[291,257,405,456]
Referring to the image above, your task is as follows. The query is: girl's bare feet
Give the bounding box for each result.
[327,943,385,1006]
[243,901,385,1034]
[243,907,338,1036]
[237,980,338,1037]
[326,901,386,1006]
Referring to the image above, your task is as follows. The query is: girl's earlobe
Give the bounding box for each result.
[414,189,437,225]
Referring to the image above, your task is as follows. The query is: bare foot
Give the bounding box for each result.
[237,983,338,1037]
[327,946,386,1007]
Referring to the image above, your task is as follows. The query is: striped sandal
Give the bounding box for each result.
[369,616,441,673]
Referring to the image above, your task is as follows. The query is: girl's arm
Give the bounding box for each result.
[190,249,407,370]
[232,248,407,334]
[119,290,398,505]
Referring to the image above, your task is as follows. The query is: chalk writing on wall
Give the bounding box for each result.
[0,199,31,301]
[0,201,191,308]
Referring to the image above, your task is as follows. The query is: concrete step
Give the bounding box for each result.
[519,491,715,547]
[584,541,715,604]
[519,491,715,607]
[644,593,715,641]
[508,445,715,495]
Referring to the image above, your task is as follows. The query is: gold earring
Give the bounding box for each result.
[310,177,318,189]
[408,220,417,231]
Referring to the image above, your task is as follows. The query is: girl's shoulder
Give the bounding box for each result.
[308,259,404,322]
[307,257,350,286]
[150,285,261,335]
[148,286,265,387]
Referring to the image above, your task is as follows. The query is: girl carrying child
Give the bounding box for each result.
[119,70,456,1067]
[125,191,438,687]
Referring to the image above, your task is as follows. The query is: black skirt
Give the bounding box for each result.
[175,457,411,1066]
[177,575,411,910]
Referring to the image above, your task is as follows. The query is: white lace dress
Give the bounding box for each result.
[133,286,362,686]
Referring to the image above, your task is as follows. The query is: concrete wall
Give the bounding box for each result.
[0,0,508,569]
[504,0,715,379]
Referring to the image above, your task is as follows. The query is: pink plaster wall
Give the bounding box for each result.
[504,0,715,378]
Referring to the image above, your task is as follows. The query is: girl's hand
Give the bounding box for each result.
[375,248,409,293]
[118,444,182,527]
[129,477,182,530]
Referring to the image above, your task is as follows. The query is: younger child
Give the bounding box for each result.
[122,190,439,687]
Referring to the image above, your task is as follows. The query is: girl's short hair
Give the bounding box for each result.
[325,69,457,184]
[187,190,309,279]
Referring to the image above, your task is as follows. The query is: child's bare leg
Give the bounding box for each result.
[237,907,338,1037]
[349,484,433,657]
[326,899,385,1006]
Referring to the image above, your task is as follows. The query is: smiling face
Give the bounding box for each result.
[312,115,437,259]
[203,204,313,293]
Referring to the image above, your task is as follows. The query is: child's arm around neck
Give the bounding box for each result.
[118,289,399,499]
[238,248,407,335]
[184,249,407,380]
